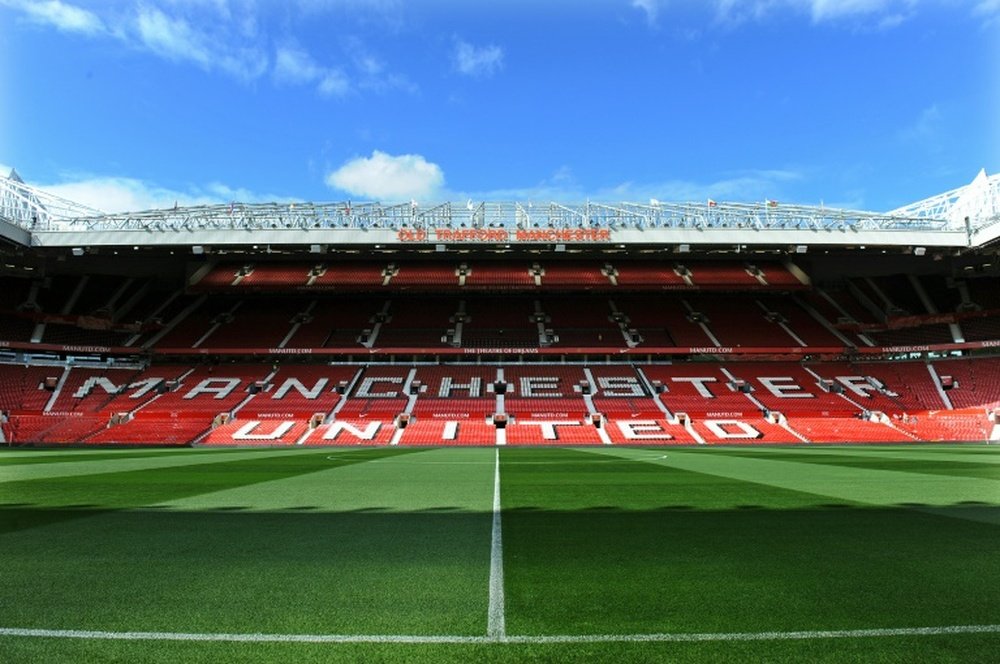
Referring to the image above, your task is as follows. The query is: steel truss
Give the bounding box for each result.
[2,169,996,240]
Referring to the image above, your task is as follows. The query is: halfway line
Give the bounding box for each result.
[487,446,506,639]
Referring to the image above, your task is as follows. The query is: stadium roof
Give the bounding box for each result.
[1,169,998,251]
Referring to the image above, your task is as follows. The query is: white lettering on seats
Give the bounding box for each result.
[617,420,673,440]
[355,377,403,398]
[184,378,241,400]
[272,378,329,400]
[704,420,762,439]
[518,420,581,439]
[232,421,295,440]
[758,377,813,399]
[126,378,168,399]
[671,376,717,398]
[321,421,381,441]
[442,421,458,439]
[73,377,125,398]
[520,377,562,398]
[597,376,645,397]
[836,375,898,398]
[438,376,482,398]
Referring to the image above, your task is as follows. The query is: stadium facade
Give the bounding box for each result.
[0,168,998,446]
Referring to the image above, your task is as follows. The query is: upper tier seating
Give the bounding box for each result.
[376,298,454,347]
[461,297,540,348]
[283,297,381,348]
[192,260,809,292]
[613,295,717,347]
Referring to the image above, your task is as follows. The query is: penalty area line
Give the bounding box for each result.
[0,624,998,645]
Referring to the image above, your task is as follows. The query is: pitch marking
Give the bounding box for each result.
[1,624,998,644]
[487,447,506,638]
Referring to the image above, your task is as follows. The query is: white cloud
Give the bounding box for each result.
[457,168,804,204]
[274,47,323,84]
[807,0,892,22]
[28,174,287,214]
[974,0,1000,24]
[631,0,661,27]
[326,150,445,200]
[16,164,809,212]
[453,39,504,78]
[3,2,264,84]
[136,5,212,68]
[976,0,1000,14]
[9,0,104,35]
[134,5,268,81]
[711,0,916,27]
[316,71,350,96]
[341,36,416,93]
[274,46,349,96]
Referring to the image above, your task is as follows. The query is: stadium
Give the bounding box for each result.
[1,167,999,661]
[2,168,1000,447]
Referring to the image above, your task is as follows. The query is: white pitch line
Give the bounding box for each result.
[1,624,998,645]
[487,446,506,639]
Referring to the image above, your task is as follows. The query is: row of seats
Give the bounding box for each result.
[6,273,999,355]
[3,360,997,445]
[131,293,864,350]
[4,289,999,354]
[194,260,803,291]
[2,360,991,417]
[115,412,995,446]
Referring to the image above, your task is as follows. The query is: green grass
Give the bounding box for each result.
[1,444,998,662]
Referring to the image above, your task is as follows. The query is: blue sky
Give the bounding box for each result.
[1,0,997,213]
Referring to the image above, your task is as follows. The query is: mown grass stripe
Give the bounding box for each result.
[0,448,327,483]
[1,624,997,644]
[0,449,414,517]
[589,447,1000,509]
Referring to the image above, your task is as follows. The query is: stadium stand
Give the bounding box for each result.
[1,258,999,446]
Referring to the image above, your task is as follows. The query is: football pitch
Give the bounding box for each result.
[1,445,998,662]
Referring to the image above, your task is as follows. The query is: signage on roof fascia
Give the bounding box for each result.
[396,228,614,243]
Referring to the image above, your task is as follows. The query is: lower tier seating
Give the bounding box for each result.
[3,360,997,445]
